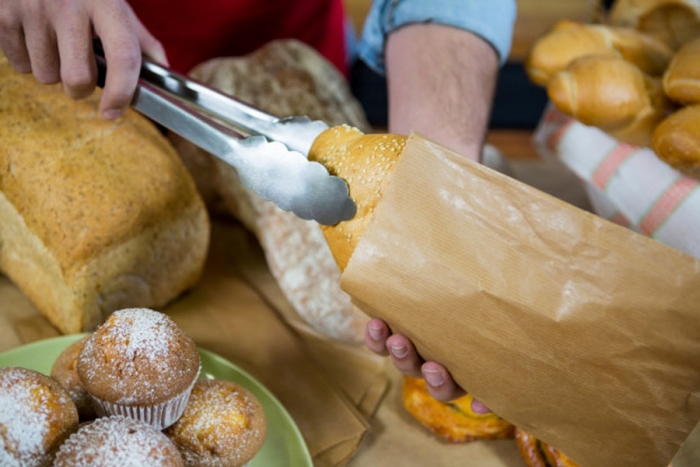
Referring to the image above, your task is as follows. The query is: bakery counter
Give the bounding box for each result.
[3,127,699,467]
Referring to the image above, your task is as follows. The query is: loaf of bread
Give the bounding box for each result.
[169,40,372,344]
[662,36,700,104]
[607,0,700,50]
[651,104,700,178]
[546,55,675,147]
[525,20,673,86]
[0,54,210,334]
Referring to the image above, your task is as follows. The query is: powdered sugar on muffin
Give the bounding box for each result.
[77,308,200,429]
[165,379,267,467]
[54,415,183,466]
[0,367,78,467]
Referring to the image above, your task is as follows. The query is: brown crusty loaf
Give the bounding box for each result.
[546,54,676,147]
[662,36,700,104]
[525,20,673,86]
[308,125,406,272]
[651,104,700,178]
[0,54,210,334]
[607,0,700,50]
[169,40,372,344]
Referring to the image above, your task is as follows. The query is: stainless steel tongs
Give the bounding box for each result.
[94,43,356,226]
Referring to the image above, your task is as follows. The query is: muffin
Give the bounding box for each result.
[50,335,96,420]
[77,308,200,429]
[54,415,184,466]
[164,379,267,467]
[0,366,79,467]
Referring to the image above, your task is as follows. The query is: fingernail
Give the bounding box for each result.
[368,324,383,341]
[389,344,408,359]
[423,369,444,387]
[102,108,122,120]
[471,399,491,414]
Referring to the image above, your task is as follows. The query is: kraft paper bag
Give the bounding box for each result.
[341,134,700,467]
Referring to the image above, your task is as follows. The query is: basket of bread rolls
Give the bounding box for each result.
[526,0,700,260]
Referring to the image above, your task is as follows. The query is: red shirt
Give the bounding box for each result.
[129,0,348,75]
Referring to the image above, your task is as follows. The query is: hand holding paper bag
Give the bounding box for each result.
[307,125,465,398]
[309,127,700,467]
[364,317,467,402]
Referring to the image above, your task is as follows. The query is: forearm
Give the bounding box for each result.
[385,24,499,162]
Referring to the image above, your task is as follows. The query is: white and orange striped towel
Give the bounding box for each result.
[533,104,700,259]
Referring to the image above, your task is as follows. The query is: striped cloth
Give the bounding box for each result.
[533,103,700,259]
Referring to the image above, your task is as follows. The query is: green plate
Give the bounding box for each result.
[0,334,312,467]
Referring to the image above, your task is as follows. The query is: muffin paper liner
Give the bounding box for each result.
[89,366,200,430]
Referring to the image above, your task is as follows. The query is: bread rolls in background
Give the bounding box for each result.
[169,40,372,344]
[526,20,673,86]
[0,54,210,333]
[547,55,675,147]
[607,0,700,50]
[652,104,700,178]
[662,36,700,104]
[526,0,700,153]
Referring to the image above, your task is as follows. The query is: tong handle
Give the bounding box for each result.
[140,59,277,129]
[91,41,356,226]
[138,58,329,155]
[93,40,244,158]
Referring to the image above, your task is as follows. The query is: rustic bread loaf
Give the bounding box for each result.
[0,54,210,334]
[169,40,371,344]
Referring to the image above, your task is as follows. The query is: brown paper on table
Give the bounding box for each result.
[341,134,700,467]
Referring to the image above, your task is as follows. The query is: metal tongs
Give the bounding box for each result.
[94,42,356,226]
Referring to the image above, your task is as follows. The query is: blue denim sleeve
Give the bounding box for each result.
[357,0,517,75]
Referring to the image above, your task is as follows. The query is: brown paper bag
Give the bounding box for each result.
[341,134,700,467]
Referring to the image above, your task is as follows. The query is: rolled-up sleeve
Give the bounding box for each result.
[357,0,517,74]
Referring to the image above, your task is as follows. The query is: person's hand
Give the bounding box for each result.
[365,318,491,406]
[0,0,167,119]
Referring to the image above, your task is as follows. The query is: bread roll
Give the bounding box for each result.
[169,40,373,344]
[0,55,209,334]
[525,20,673,86]
[651,104,700,179]
[546,55,675,146]
[608,0,700,50]
[662,36,700,104]
[308,125,406,272]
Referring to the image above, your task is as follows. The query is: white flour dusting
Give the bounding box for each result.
[0,367,64,466]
